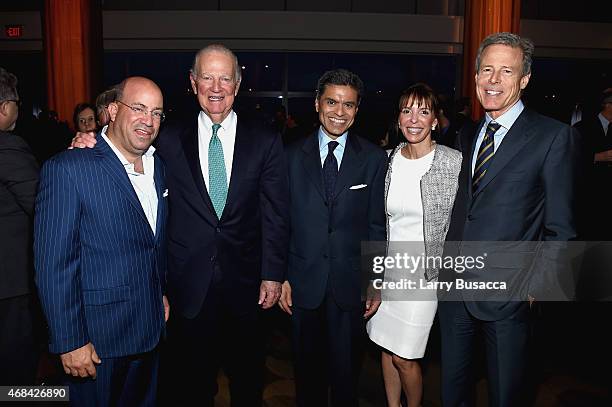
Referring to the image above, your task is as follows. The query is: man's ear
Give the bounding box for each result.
[189,73,198,95]
[108,102,119,122]
[315,97,320,113]
[0,101,7,118]
[234,79,241,96]
[520,73,531,90]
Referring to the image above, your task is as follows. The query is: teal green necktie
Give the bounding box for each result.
[208,123,227,219]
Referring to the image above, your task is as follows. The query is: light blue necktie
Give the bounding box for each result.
[208,123,227,219]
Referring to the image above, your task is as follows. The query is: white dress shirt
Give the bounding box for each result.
[471,100,525,175]
[101,127,158,234]
[197,110,237,191]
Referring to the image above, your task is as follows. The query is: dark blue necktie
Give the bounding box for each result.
[472,122,501,191]
[323,141,339,201]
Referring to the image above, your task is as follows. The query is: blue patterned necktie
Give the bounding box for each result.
[208,123,227,219]
[472,121,501,191]
[323,141,339,201]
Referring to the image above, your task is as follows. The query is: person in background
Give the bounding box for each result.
[366,83,461,407]
[95,87,117,129]
[0,66,40,385]
[73,102,96,133]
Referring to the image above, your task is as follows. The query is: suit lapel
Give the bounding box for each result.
[153,155,166,241]
[301,133,326,201]
[94,136,150,230]
[224,120,248,220]
[180,118,217,221]
[332,133,363,200]
[472,109,535,198]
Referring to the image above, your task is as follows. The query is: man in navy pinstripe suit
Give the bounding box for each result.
[35,77,169,406]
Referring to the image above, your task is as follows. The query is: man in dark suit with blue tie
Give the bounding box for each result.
[438,33,580,406]
[279,69,387,406]
[35,76,169,405]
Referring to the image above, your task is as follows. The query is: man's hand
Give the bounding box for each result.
[278,281,293,315]
[163,295,170,322]
[60,342,101,379]
[69,131,97,149]
[258,280,281,309]
[594,149,612,162]
[364,283,381,319]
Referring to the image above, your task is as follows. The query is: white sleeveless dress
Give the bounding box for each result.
[366,149,438,359]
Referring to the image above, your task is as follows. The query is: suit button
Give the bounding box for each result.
[324,201,328,207]
[328,228,333,234]
[467,215,473,221]
[216,227,221,233]
[210,255,216,262]
[323,254,328,259]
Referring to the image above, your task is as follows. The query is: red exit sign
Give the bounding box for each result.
[5,25,23,38]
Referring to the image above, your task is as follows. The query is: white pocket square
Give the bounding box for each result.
[349,184,367,190]
[162,189,169,197]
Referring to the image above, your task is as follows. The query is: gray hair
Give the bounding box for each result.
[475,32,534,76]
[190,44,242,84]
[0,67,18,102]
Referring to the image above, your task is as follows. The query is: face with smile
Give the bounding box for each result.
[475,44,530,120]
[190,50,240,123]
[107,77,163,162]
[398,97,437,147]
[315,84,359,139]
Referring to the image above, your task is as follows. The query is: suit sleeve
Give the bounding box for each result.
[529,125,580,299]
[259,133,290,282]
[368,151,387,243]
[0,138,39,216]
[34,158,88,354]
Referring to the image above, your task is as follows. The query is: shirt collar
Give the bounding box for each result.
[100,125,156,167]
[318,126,348,151]
[199,110,236,136]
[484,99,524,130]
[598,112,610,129]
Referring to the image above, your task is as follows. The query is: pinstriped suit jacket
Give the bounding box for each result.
[34,135,167,358]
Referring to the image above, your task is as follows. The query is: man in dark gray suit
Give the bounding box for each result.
[279,69,387,406]
[439,33,580,406]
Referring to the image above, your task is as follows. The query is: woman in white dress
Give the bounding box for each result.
[367,83,462,406]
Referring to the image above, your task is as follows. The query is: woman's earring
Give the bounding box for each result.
[432,125,436,130]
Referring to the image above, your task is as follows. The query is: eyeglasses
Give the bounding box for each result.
[116,100,165,122]
[3,99,21,108]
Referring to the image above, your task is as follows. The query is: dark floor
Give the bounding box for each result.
[36,303,611,406]
[214,303,611,407]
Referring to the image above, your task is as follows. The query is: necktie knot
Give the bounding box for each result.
[328,141,339,154]
[487,121,501,135]
[212,123,221,137]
